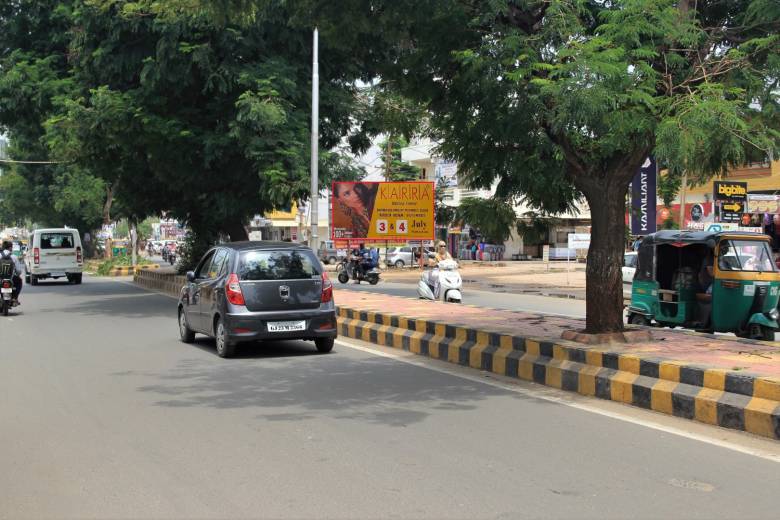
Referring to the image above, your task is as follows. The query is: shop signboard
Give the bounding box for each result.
[434,160,458,187]
[331,181,435,240]
[713,180,747,223]
[567,233,591,250]
[630,157,657,235]
[747,194,780,214]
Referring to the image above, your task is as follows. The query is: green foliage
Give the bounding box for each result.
[516,212,561,246]
[456,197,517,244]
[2,0,370,245]
[434,177,456,230]
[95,255,152,276]
[379,135,421,181]
[175,230,215,274]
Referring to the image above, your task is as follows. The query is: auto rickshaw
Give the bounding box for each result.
[627,230,780,340]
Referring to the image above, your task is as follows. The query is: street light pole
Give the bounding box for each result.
[310,27,319,252]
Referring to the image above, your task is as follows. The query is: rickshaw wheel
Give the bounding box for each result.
[758,326,776,342]
[628,313,650,326]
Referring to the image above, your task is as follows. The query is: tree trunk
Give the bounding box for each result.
[103,184,115,260]
[225,219,249,242]
[582,186,627,333]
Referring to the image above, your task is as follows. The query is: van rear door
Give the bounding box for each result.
[38,231,79,272]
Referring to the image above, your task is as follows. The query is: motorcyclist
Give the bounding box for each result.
[353,243,371,279]
[425,241,454,297]
[1,240,23,303]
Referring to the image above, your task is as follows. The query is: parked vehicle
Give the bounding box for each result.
[178,242,337,358]
[417,258,462,303]
[386,246,434,268]
[622,251,637,284]
[336,255,380,285]
[318,240,346,265]
[627,230,780,340]
[24,228,83,285]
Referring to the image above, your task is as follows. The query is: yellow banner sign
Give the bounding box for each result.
[331,181,435,240]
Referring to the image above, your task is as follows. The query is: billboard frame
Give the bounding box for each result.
[330,181,436,241]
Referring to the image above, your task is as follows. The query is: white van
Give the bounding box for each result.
[24,228,84,285]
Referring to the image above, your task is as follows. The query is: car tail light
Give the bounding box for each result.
[33,248,40,265]
[321,272,333,303]
[76,246,82,264]
[226,273,245,305]
[2,280,11,289]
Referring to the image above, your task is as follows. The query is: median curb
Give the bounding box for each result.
[104,264,160,277]
[336,305,780,441]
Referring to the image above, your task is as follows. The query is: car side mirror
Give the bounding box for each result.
[186,271,196,282]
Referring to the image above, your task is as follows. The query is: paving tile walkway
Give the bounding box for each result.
[335,289,780,379]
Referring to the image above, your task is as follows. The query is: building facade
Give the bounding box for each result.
[401,138,591,259]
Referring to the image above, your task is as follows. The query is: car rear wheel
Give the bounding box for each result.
[178,308,195,343]
[394,260,404,268]
[215,317,236,358]
[73,274,82,285]
[315,337,334,353]
[30,275,38,286]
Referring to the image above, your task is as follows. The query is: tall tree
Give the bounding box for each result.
[379,135,421,181]
[298,0,779,333]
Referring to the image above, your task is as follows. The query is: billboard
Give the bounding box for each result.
[331,181,435,240]
[630,157,657,235]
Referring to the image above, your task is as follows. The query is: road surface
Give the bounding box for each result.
[2,277,779,519]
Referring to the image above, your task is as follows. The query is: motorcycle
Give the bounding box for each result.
[1,277,16,316]
[417,258,462,303]
[168,250,177,266]
[337,258,380,285]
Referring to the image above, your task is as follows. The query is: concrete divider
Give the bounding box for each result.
[135,269,185,296]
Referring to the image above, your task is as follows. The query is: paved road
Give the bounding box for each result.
[2,277,779,519]
[336,279,588,318]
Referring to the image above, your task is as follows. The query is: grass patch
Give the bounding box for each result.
[95,256,153,276]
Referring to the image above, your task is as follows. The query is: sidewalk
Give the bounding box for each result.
[376,260,587,299]
[335,289,780,440]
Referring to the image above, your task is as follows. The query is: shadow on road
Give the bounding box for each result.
[125,344,532,427]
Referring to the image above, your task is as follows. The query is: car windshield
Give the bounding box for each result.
[718,240,776,272]
[40,232,75,249]
[239,250,320,281]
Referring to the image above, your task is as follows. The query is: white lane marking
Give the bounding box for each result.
[335,338,780,464]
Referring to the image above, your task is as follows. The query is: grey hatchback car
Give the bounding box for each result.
[177,242,337,358]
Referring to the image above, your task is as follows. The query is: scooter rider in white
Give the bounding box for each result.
[422,241,458,300]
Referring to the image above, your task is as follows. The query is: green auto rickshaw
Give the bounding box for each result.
[627,230,780,340]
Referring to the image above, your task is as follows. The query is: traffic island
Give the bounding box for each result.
[335,290,780,441]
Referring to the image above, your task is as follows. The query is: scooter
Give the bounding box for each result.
[417,258,462,303]
[337,258,380,285]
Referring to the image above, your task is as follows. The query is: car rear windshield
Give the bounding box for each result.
[40,232,76,249]
[238,250,320,281]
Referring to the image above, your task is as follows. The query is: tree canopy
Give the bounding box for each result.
[303,0,780,332]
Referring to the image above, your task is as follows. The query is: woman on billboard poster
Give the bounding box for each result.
[332,182,378,238]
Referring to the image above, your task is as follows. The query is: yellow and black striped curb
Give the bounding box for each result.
[104,264,160,277]
[337,306,780,440]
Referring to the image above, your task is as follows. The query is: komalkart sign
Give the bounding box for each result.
[331,181,435,241]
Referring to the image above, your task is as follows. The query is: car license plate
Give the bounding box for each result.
[267,320,306,332]
[51,272,66,277]
[0,288,11,294]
